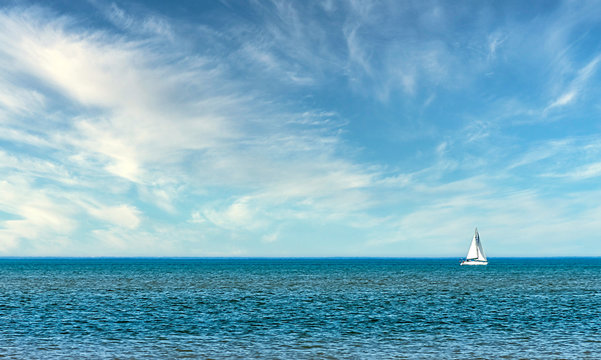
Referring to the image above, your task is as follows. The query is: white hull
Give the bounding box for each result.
[460,260,488,266]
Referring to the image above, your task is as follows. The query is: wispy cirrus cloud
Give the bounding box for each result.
[560,162,601,180]
[0,175,76,252]
[0,4,394,254]
[507,135,601,181]
[508,139,573,170]
[545,55,601,113]
[103,2,173,38]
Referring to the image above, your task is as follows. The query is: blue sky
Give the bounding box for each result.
[1,0,601,257]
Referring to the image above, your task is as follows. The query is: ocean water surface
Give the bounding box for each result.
[0,258,600,358]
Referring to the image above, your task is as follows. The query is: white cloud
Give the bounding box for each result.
[202,197,264,231]
[0,150,75,184]
[487,32,506,61]
[546,161,601,180]
[510,135,601,180]
[89,227,184,256]
[508,139,572,169]
[0,177,77,252]
[572,162,601,179]
[70,119,143,182]
[547,90,576,109]
[0,82,45,115]
[189,211,205,224]
[104,3,173,38]
[0,126,54,148]
[261,231,279,243]
[0,7,245,185]
[87,204,141,229]
[544,54,601,113]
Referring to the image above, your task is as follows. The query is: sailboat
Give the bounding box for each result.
[460,228,488,265]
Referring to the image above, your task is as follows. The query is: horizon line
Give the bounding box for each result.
[1,256,600,259]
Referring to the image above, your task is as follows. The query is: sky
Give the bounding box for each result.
[1,0,601,257]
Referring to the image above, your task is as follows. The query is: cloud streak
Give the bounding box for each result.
[545,55,601,113]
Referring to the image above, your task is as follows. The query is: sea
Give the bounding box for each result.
[0,258,600,359]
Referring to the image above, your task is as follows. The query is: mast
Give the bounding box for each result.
[475,228,480,259]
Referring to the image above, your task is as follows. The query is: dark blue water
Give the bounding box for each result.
[1,258,600,358]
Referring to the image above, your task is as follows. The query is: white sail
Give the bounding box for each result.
[465,235,479,259]
[476,233,487,261]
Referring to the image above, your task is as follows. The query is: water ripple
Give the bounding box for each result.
[0,258,600,358]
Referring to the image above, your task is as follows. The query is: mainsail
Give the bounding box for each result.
[465,228,487,262]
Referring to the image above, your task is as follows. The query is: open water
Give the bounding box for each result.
[0,258,600,359]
